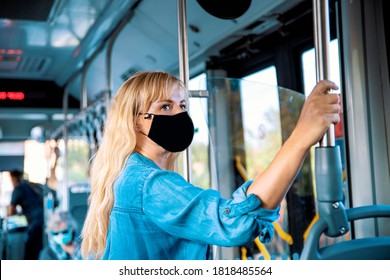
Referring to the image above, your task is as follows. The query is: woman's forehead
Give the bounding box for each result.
[154,87,186,102]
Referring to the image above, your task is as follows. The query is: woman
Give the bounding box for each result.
[39,211,82,260]
[81,71,340,259]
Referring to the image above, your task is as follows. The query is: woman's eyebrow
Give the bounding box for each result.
[154,99,172,103]
[155,99,186,103]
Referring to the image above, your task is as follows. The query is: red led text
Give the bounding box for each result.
[0,91,25,100]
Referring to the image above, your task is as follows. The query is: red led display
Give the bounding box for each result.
[0,91,25,100]
[0,49,23,55]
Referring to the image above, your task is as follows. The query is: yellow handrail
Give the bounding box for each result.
[254,237,271,260]
[274,221,293,245]
[241,246,248,260]
[303,213,319,242]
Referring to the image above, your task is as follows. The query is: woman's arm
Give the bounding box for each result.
[246,80,340,209]
[7,205,17,216]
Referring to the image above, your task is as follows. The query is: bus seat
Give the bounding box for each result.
[301,205,390,260]
[319,237,390,260]
[68,186,90,232]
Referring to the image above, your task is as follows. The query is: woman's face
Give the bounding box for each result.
[148,88,187,115]
[51,221,69,233]
[138,88,187,133]
[135,87,194,154]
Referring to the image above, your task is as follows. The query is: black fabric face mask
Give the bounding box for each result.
[142,112,194,152]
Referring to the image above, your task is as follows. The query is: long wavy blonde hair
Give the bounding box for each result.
[81,71,187,259]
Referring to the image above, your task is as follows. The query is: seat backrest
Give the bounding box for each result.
[68,187,90,232]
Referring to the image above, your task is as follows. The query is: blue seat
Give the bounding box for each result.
[301,205,390,260]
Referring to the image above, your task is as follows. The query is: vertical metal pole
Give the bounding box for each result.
[62,84,70,212]
[81,63,90,110]
[104,3,137,106]
[105,6,136,105]
[313,0,335,147]
[105,44,112,107]
[311,0,349,239]
[61,73,78,211]
[177,0,192,182]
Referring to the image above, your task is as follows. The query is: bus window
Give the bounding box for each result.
[242,66,279,179]
[188,73,210,189]
[243,66,278,87]
[302,39,341,97]
[24,140,47,184]
[240,67,293,258]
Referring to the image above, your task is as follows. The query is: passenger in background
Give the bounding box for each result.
[8,169,44,259]
[81,71,340,260]
[39,211,82,260]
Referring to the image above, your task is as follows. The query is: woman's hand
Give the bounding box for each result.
[291,80,341,150]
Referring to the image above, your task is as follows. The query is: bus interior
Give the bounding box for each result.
[0,0,389,260]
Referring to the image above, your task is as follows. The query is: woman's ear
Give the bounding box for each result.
[134,121,139,132]
[135,117,145,133]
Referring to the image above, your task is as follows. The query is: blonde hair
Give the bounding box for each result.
[80,71,187,259]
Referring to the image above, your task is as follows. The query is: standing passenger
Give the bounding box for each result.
[81,71,340,259]
[8,169,44,259]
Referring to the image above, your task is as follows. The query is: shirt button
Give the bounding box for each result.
[224,208,230,214]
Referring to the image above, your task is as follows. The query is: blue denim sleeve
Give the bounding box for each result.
[227,180,280,243]
[143,170,280,247]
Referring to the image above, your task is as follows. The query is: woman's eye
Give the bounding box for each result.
[161,104,171,111]
[180,104,187,110]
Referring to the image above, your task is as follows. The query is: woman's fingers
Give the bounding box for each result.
[311,80,339,95]
[323,94,341,111]
[292,80,341,148]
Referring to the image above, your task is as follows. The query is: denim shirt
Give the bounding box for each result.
[102,152,280,260]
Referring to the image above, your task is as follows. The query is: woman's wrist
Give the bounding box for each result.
[285,131,312,155]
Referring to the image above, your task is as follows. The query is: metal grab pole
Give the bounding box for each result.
[312,0,349,238]
[177,0,192,183]
[313,0,335,147]
[106,1,141,106]
[61,83,71,212]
